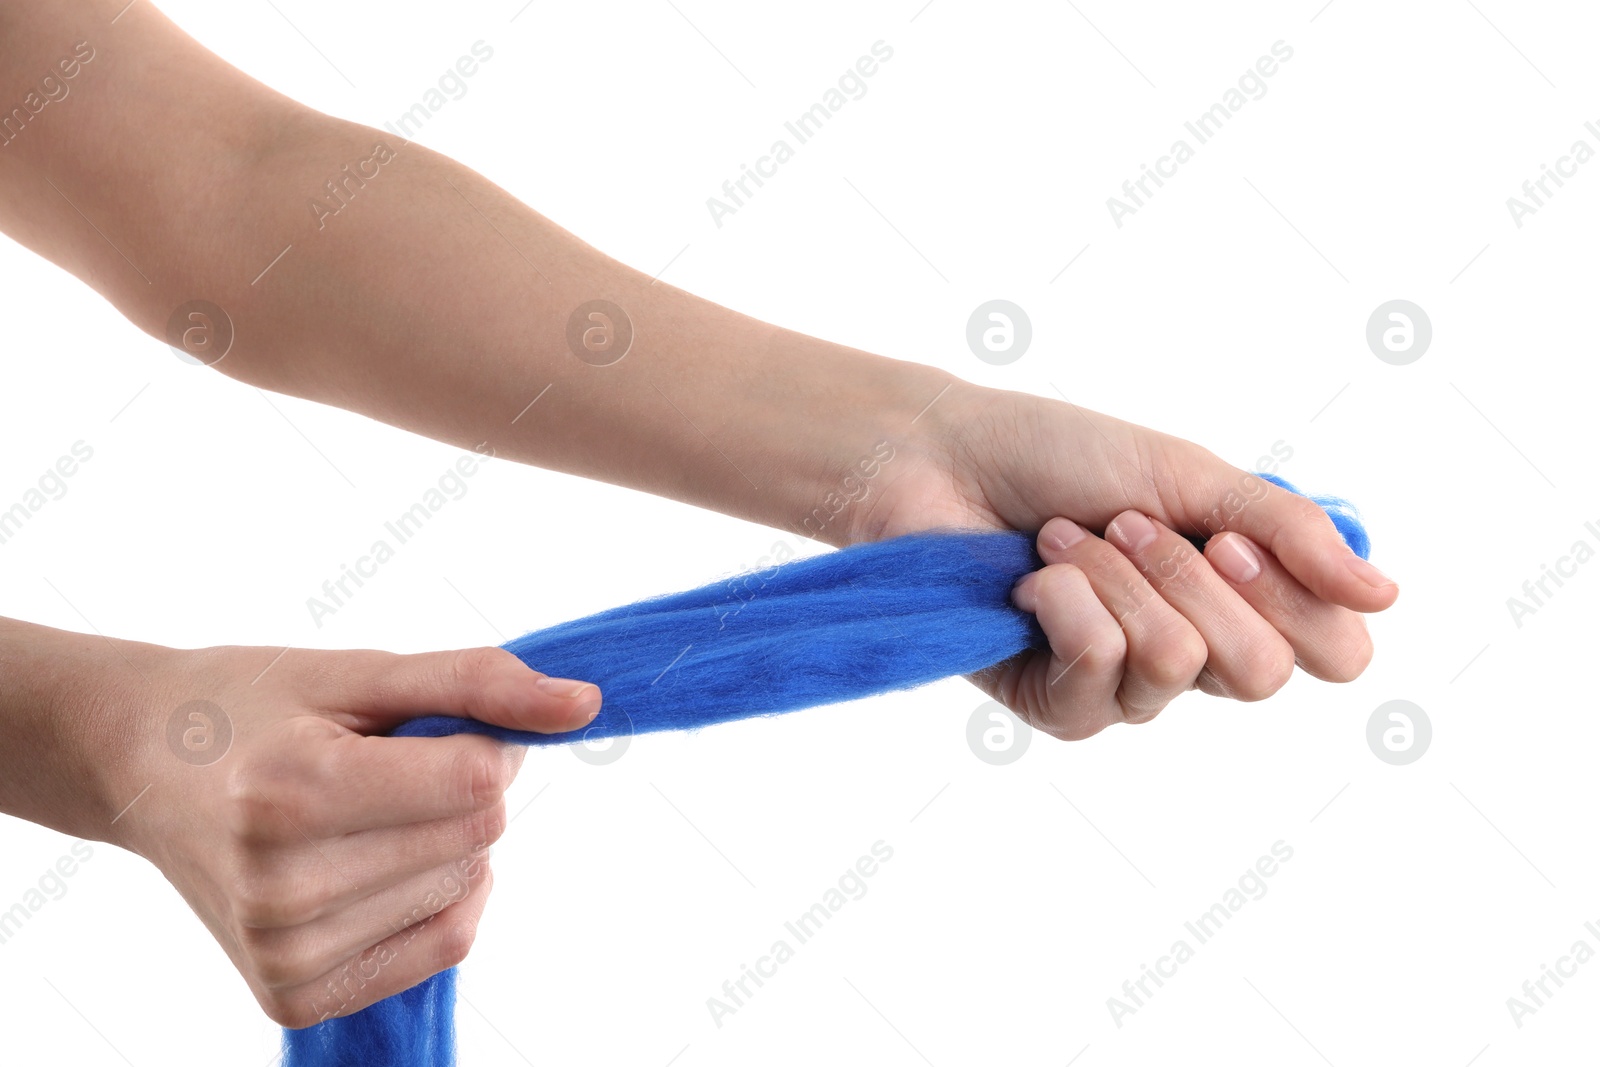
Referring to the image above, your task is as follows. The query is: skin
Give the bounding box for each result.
[0,0,1397,1030]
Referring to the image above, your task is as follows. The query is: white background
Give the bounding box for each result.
[1,0,1596,1064]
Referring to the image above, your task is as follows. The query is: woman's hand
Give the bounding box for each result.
[848,381,1399,740]
[86,640,600,1027]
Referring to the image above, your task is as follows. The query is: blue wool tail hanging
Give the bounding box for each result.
[283,471,1369,1067]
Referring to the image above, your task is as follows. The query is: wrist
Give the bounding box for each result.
[745,340,960,549]
[0,620,170,846]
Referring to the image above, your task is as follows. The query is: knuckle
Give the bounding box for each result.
[463,802,508,852]
[260,991,315,1030]
[1140,626,1208,691]
[221,783,267,839]
[1034,562,1083,602]
[482,801,509,845]
[1046,717,1111,742]
[1025,679,1112,742]
[245,934,318,990]
[450,645,512,694]
[1118,696,1166,726]
[437,858,484,909]
[223,777,296,845]
[451,744,508,813]
[438,918,478,970]
[1327,629,1374,682]
[1075,636,1124,677]
[281,722,343,784]
[233,867,319,929]
[1020,698,1064,738]
[1232,639,1297,701]
[1287,491,1328,530]
[1063,613,1125,675]
[232,884,286,929]
[222,731,344,843]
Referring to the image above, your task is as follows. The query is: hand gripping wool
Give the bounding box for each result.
[283,472,1369,1066]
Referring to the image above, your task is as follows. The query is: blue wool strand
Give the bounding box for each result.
[284,472,1368,1067]
[395,527,1048,747]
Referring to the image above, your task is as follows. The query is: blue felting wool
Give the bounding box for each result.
[394,527,1049,747]
[284,476,1370,1067]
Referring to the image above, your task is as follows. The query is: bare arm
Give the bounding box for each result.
[0,0,953,545]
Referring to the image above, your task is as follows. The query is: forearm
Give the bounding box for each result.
[0,1,957,546]
[0,616,155,841]
[201,137,957,541]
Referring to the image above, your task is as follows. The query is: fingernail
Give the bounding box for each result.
[1345,553,1396,589]
[536,676,602,722]
[536,676,596,700]
[1210,534,1261,584]
[1042,517,1087,553]
[1012,572,1040,613]
[1109,511,1157,552]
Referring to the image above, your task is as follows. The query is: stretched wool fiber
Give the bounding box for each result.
[283,471,1369,1066]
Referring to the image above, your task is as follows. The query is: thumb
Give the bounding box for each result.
[319,646,602,735]
[1163,447,1398,614]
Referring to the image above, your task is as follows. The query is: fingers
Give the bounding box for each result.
[1172,449,1398,614]
[238,727,522,836]
[310,645,602,734]
[267,859,495,1029]
[1204,531,1374,683]
[1010,563,1127,740]
[1098,511,1296,701]
[234,798,509,930]
[1016,516,1207,732]
[239,855,492,993]
[1008,507,1376,740]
